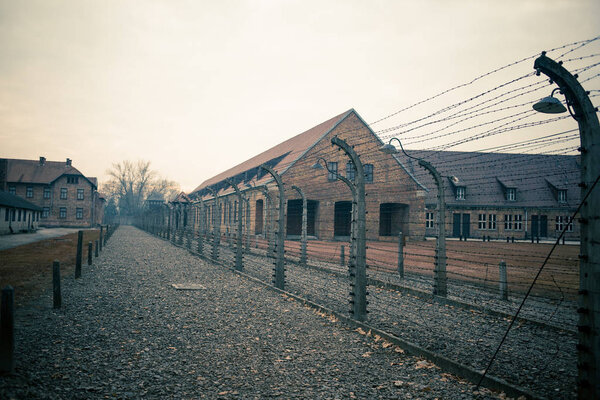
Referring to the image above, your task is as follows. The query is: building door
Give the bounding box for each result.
[255,199,263,234]
[462,214,470,238]
[532,215,539,237]
[334,201,352,237]
[286,199,302,236]
[379,203,408,237]
[540,215,548,237]
[452,214,461,237]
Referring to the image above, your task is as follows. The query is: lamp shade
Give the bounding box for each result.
[311,161,324,170]
[379,143,399,154]
[532,96,567,114]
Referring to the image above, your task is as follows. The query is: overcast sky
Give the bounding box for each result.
[1,0,598,192]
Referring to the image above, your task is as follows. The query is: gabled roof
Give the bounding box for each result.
[0,191,43,211]
[2,158,97,188]
[190,109,354,195]
[397,150,580,208]
[170,191,191,204]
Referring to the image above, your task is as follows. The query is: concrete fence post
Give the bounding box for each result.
[226,178,244,272]
[340,245,345,267]
[99,226,103,252]
[0,286,15,374]
[499,260,508,301]
[87,241,93,266]
[260,164,285,290]
[75,230,83,279]
[292,185,307,267]
[95,240,99,258]
[53,261,61,309]
[398,231,404,278]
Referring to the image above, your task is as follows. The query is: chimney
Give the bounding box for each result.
[66,158,72,166]
[39,156,46,165]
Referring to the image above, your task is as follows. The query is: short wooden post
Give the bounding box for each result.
[99,226,104,251]
[0,286,15,374]
[75,230,83,278]
[340,245,345,266]
[397,231,404,278]
[53,261,61,309]
[95,240,99,258]
[499,260,508,301]
[87,241,93,266]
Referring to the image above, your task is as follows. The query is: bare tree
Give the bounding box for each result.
[103,160,178,217]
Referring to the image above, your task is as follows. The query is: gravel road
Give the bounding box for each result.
[0,226,502,399]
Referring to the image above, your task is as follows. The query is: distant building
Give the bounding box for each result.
[0,191,43,235]
[145,191,165,210]
[0,157,105,228]
[398,150,581,240]
[189,109,427,242]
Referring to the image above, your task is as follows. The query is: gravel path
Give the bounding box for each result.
[209,236,577,398]
[0,226,500,399]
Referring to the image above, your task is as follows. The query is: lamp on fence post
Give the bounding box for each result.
[226,178,244,271]
[292,185,308,267]
[380,137,447,297]
[311,157,358,269]
[206,186,221,262]
[532,52,600,399]
[260,164,286,290]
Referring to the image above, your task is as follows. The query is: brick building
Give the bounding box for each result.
[189,109,427,242]
[399,150,581,240]
[0,157,105,228]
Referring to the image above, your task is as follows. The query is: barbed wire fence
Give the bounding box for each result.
[135,34,600,399]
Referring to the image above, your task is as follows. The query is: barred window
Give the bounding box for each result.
[42,207,50,218]
[59,207,67,218]
[514,215,523,230]
[60,188,67,200]
[478,214,486,229]
[44,187,51,199]
[504,214,513,230]
[26,186,33,198]
[364,164,373,183]
[76,208,83,219]
[488,214,497,230]
[426,212,434,229]
[346,161,355,182]
[327,162,338,181]
[77,189,84,200]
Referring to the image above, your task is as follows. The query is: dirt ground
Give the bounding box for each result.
[279,237,579,300]
[0,230,100,306]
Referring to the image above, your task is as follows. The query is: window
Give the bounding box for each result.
[556,216,573,232]
[18,209,21,222]
[455,186,465,200]
[76,208,83,219]
[504,214,513,230]
[327,162,338,181]
[478,214,487,229]
[364,164,373,183]
[426,212,434,228]
[77,189,84,200]
[9,187,15,195]
[11,209,15,221]
[488,214,497,230]
[26,186,33,198]
[506,188,516,201]
[43,187,51,199]
[346,161,355,182]
[59,207,67,219]
[514,214,523,230]
[67,176,79,184]
[42,207,49,218]
[558,190,567,203]
[60,188,67,200]
[4,209,8,222]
